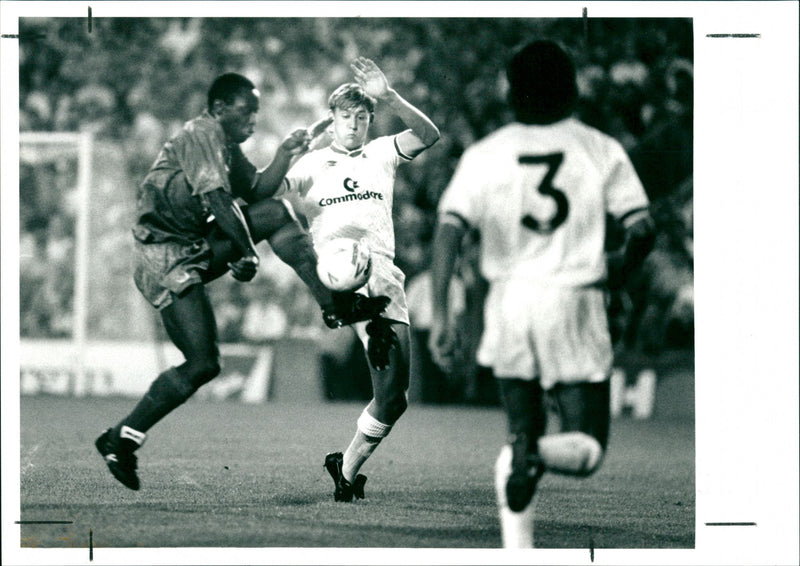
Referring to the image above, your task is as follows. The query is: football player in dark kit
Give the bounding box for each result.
[95,73,388,490]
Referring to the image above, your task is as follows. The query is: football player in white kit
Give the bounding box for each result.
[272,57,440,501]
[429,40,656,547]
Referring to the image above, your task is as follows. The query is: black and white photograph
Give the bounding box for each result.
[1,1,797,565]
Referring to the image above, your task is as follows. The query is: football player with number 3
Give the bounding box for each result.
[429,40,656,547]
[267,57,439,501]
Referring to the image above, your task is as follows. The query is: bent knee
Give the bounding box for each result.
[186,357,221,387]
[538,431,604,476]
[375,392,407,424]
[245,198,293,239]
[386,393,408,421]
[573,436,604,476]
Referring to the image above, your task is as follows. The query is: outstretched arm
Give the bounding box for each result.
[251,117,333,201]
[351,57,440,158]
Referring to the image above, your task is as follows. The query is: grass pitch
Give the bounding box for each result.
[18,395,694,550]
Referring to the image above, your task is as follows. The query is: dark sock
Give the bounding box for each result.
[113,367,196,439]
[498,378,546,457]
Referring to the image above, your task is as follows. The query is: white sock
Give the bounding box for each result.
[537,431,603,475]
[495,445,536,548]
[342,408,391,482]
[119,425,146,447]
[342,431,380,483]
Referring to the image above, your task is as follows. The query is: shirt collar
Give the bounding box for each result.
[330,141,365,157]
[198,110,235,147]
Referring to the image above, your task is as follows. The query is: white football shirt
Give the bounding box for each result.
[438,118,649,286]
[279,136,410,259]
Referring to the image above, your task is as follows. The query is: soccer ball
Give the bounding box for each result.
[316,238,372,292]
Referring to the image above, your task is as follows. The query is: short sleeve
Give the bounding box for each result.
[281,152,315,197]
[364,135,404,168]
[391,132,415,162]
[437,146,483,228]
[228,144,258,202]
[604,140,650,226]
[176,119,231,197]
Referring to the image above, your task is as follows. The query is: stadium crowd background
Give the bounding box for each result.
[18,17,693,403]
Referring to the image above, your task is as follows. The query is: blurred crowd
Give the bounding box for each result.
[18,17,693,401]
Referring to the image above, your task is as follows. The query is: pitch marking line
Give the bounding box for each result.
[179,472,206,491]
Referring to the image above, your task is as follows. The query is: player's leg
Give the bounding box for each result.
[248,198,335,307]
[203,199,388,326]
[538,380,609,476]
[326,319,410,501]
[530,286,611,476]
[497,378,547,508]
[118,283,222,433]
[201,198,329,303]
[493,377,547,547]
[97,284,221,489]
[476,280,547,546]
[350,319,410,462]
[495,444,535,548]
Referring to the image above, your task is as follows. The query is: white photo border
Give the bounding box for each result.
[2,2,798,565]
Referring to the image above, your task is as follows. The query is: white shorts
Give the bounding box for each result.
[360,253,409,325]
[477,281,612,390]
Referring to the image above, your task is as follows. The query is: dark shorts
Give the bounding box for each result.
[133,239,212,310]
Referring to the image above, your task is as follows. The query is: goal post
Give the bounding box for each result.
[19,131,93,385]
[17,132,275,403]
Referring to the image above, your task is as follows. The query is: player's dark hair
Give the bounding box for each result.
[207,73,257,112]
[507,40,578,125]
[328,83,376,121]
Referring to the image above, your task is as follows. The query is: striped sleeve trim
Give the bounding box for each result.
[440,211,471,230]
[394,136,414,161]
[272,177,291,197]
[618,206,650,227]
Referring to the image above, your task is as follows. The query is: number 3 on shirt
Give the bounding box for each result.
[519,153,569,234]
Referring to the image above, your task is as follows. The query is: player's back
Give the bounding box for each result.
[454,117,638,287]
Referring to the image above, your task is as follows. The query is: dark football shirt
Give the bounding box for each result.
[133,111,257,244]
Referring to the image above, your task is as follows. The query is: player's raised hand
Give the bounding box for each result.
[306,116,333,151]
[279,128,313,156]
[351,57,390,99]
[307,116,333,139]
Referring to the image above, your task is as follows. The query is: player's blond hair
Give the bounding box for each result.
[328,83,376,122]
